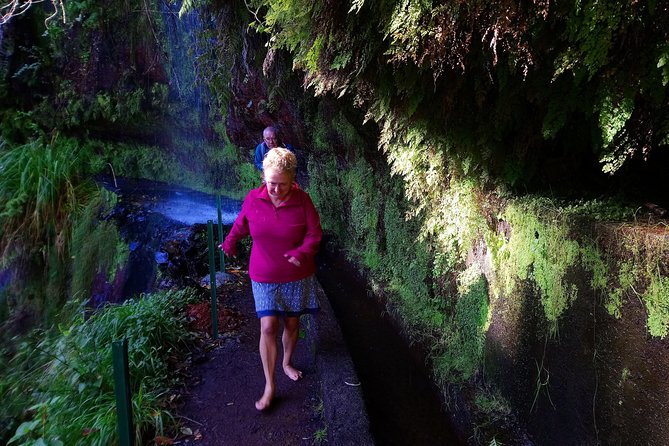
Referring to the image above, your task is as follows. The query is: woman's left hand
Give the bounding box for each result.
[284,254,301,267]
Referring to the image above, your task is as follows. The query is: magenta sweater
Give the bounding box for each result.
[221,184,322,283]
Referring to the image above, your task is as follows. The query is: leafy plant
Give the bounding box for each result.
[70,189,127,300]
[643,273,669,338]
[312,427,327,445]
[2,288,198,446]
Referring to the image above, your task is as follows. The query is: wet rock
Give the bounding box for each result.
[199,272,235,289]
[155,251,168,264]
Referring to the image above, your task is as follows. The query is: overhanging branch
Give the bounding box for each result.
[1,0,65,27]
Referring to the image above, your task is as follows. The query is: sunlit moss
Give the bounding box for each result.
[306,154,345,236]
[497,200,580,335]
[643,274,669,338]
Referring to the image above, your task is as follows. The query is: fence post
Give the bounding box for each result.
[207,220,219,338]
[112,339,134,446]
[217,195,225,273]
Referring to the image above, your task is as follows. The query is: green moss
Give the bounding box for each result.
[306,154,345,236]
[498,200,580,335]
[70,191,128,298]
[607,260,636,318]
[306,35,325,73]
[580,242,609,293]
[474,388,511,416]
[344,158,382,266]
[643,273,669,338]
[433,266,489,383]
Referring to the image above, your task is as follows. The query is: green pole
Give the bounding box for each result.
[207,220,219,338]
[217,195,225,273]
[112,339,134,446]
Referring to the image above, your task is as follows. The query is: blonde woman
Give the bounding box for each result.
[221,147,322,411]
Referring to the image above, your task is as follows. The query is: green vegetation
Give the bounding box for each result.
[70,190,128,299]
[1,288,198,445]
[0,134,100,325]
[3,0,669,443]
[312,427,327,445]
[434,267,490,384]
[643,271,669,338]
[496,200,581,335]
[0,136,96,253]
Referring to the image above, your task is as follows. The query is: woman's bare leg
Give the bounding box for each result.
[282,316,303,381]
[257,315,279,410]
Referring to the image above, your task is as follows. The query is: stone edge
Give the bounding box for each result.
[304,280,375,446]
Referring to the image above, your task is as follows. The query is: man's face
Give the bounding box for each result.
[263,130,278,149]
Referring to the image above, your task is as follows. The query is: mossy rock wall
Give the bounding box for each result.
[484,222,669,445]
[306,136,669,443]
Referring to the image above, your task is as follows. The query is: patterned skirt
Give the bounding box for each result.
[251,274,320,318]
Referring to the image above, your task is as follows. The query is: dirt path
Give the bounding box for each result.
[177,272,326,445]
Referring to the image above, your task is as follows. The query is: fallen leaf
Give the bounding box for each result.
[154,435,174,445]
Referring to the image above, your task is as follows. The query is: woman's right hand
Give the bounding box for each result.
[219,243,236,258]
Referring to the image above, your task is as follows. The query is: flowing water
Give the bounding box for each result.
[100,176,241,225]
[96,176,241,302]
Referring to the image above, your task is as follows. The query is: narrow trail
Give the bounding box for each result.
[178,272,324,445]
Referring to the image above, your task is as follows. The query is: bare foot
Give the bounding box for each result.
[255,387,274,411]
[283,364,303,381]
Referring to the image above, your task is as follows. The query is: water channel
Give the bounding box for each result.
[316,245,463,446]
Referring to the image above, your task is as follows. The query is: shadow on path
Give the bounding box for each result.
[178,273,324,446]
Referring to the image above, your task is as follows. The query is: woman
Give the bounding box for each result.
[221,147,322,411]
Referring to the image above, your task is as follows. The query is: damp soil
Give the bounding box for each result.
[175,247,465,446]
[315,245,464,446]
[176,268,325,446]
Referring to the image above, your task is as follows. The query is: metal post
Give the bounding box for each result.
[207,220,219,339]
[217,195,225,273]
[112,339,134,446]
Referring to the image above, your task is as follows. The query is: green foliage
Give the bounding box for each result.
[607,260,637,318]
[560,198,635,222]
[0,134,102,307]
[70,190,127,299]
[433,266,489,383]
[237,162,261,197]
[257,0,316,56]
[1,288,198,446]
[312,427,327,445]
[103,141,186,185]
[643,273,669,338]
[343,158,382,267]
[254,0,669,184]
[474,388,511,417]
[306,154,345,236]
[306,35,325,73]
[178,0,206,17]
[0,136,95,249]
[497,200,580,335]
[580,241,609,294]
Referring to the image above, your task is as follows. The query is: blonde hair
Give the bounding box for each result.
[263,147,297,178]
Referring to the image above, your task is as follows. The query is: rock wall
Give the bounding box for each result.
[484,221,669,445]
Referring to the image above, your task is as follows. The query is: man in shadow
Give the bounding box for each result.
[254,126,295,171]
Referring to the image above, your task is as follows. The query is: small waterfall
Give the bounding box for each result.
[160,0,209,131]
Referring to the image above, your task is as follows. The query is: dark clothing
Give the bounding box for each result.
[254,142,295,171]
